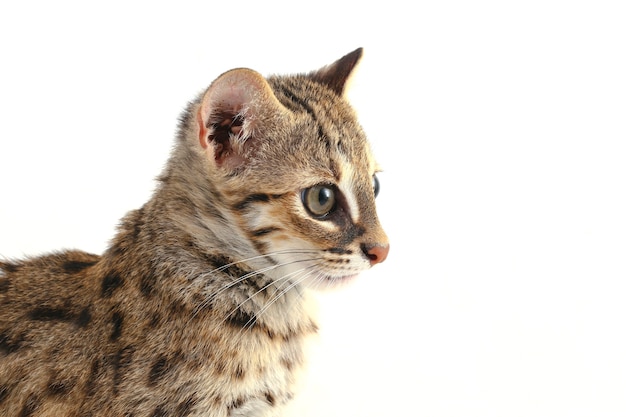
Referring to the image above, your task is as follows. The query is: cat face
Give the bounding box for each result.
[194,49,389,289]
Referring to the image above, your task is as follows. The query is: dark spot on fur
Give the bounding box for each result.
[169,300,186,315]
[0,262,19,273]
[176,396,197,417]
[234,363,246,380]
[281,358,295,371]
[215,361,227,375]
[204,254,249,279]
[204,253,229,267]
[148,356,169,386]
[0,278,9,293]
[0,384,11,404]
[227,397,246,411]
[47,377,76,396]
[139,274,155,297]
[265,392,276,406]
[227,308,257,329]
[112,345,135,394]
[63,260,97,273]
[149,405,168,417]
[29,306,73,322]
[149,312,161,327]
[132,209,144,239]
[19,393,40,417]
[101,273,123,298]
[76,306,92,328]
[226,309,286,340]
[110,312,123,341]
[85,358,102,396]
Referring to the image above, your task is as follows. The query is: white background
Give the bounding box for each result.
[1,1,625,416]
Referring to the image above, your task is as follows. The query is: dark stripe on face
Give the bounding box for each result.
[339,223,366,246]
[276,85,316,116]
[234,193,270,211]
[275,84,329,140]
[252,227,280,237]
[325,248,353,255]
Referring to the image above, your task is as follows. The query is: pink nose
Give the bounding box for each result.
[362,244,390,266]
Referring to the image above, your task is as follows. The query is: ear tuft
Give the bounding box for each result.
[309,48,364,95]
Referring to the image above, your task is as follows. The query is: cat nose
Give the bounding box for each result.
[361,243,390,266]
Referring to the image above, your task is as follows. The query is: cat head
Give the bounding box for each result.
[180,48,388,289]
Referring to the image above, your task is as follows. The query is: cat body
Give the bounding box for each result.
[0,49,389,416]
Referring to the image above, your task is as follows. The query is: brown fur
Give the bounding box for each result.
[0,48,388,416]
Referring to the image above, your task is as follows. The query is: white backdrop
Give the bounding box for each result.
[1,1,625,416]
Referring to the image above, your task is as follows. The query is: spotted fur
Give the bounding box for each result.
[0,49,389,416]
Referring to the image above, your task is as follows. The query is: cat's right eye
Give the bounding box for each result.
[302,185,336,218]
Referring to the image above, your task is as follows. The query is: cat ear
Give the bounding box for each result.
[310,48,363,95]
[197,68,286,170]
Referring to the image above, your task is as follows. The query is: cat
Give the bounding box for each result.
[0,48,389,417]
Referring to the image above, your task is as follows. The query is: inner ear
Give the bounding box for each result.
[210,111,244,156]
[199,107,247,169]
[197,68,287,171]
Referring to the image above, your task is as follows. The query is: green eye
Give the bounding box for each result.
[302,184,336,218]
[373,174,380,197]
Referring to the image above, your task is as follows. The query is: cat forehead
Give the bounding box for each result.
[266,76,376,170]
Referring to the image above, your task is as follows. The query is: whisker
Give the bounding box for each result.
[196,249,320,279]
[217,264,316,333]
[201,255,323,305]
[191,253,324,319]
[232,264,323,340]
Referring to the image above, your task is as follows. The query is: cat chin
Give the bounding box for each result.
[305,273,360,291]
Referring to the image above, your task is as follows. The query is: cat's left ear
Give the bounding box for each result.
[310,48,363,95]
[197,68,287,171]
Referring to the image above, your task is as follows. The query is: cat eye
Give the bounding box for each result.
[373,174,380,197]
[302,184,336,218]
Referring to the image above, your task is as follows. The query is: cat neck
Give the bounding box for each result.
[103,197,317,338]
